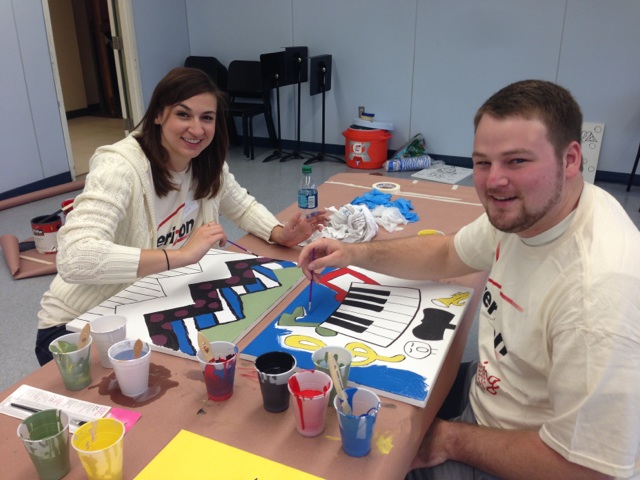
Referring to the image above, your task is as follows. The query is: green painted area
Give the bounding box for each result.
[199,266,303,343]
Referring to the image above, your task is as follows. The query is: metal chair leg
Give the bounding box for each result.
[626,142,640,192]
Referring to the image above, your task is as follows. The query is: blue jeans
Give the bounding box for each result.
[35,324,68,366]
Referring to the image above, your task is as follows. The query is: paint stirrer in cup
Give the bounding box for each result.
[78,323,91,350]
[197,332,214,362]
[328,353,350,415]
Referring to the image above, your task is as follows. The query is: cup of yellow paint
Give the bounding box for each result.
[72,418,125,480]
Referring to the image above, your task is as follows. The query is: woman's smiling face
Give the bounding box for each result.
[155,92,217,171]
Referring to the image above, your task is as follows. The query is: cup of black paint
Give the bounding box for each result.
[254,351,297,413]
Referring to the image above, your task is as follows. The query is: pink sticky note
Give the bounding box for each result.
[106,407,142,433]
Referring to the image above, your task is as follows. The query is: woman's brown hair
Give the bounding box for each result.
[135,67,229,199]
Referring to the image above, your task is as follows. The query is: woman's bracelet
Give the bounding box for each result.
[162,249,170,271]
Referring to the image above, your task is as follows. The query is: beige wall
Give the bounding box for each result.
[49,0,87,112]
[72,0,100,106]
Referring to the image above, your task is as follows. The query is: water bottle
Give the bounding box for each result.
[384,155,433,172]
[298,165,318,212]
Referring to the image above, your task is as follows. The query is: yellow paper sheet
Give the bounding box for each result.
[134,430,324,479]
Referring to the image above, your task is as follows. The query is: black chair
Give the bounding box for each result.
[626,141,640,192]
[226,60,277,159]
[184,56,240,141]
[184,55,228,91]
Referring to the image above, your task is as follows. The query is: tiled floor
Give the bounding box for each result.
[0,118,638,393]
[67,116,126,176]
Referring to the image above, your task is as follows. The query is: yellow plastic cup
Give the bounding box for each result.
[71,418,125,480]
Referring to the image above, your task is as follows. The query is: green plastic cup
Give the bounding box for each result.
[49,332,93,391]
[17,409,71,480]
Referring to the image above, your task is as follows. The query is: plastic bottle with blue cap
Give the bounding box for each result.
[298,165,318,216]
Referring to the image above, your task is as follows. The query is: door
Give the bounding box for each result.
[41,0,143,178]
[106,0,144,131]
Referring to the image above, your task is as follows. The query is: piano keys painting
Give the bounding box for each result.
[67,249,304,360]
[242,265,474,408]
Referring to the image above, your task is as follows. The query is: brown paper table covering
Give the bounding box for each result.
[0,234,57,279]
[0,179,85,212]
[0,172,488,479]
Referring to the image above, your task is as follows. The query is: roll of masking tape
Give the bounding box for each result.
[372,182,401,194]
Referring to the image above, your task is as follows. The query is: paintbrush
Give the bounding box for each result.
[226,240,255,256]
[308,248,315,313]
[38,202,74,224]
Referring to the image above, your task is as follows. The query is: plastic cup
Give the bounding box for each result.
[17,409,71,480]
[72,418,125,480]
[49,332,93,391]
[287,369,333,437]
[312,346,352,405]
[90,315,127,368]
[196,341,238,401]
[108,339,151,397]
[334,387,381,457]
[61,198,74,219]
[31,215,62,254]
[254,351,297,413]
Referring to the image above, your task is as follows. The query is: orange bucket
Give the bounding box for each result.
[342,127,392,169]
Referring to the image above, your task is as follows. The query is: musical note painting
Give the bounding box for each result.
[66,249,304,360]
[242,266,474,407]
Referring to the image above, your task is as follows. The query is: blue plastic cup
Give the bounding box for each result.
[334,387,381,457]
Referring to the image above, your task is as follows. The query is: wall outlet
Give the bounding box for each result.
[358,106,365,116]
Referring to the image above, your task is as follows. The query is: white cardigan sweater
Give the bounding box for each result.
[38,135,280,329]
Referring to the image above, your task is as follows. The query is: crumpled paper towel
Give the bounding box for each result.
[299,204,378,246]
[371,205,409,232]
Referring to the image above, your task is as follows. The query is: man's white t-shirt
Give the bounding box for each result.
[454,183,640,478]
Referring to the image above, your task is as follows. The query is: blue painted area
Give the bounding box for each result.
[195,313,216,329]
[242,283,429,403]
[171,319,196,356]
[220,287,242,319]
[245,280,265,293]
[252,265,277,282]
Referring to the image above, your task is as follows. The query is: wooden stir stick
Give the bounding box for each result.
[198,332,214,362]
[328,354,351,414]
[78,323,91,349]
[133,339,143,359]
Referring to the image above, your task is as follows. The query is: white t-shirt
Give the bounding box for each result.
[155,169,199,250]
[454,183,640,478]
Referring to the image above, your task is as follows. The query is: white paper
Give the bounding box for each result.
[0,384,111,432]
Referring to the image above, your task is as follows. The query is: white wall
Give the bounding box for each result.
[0,0,68,194]
[186,0,640,175]
[130,0,191,108]
[2,0,640,197]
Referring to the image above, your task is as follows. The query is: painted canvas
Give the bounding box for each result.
[241,266,474,407]
[411,164,473,185]
[581,122,605,184]
[67,249,304,360]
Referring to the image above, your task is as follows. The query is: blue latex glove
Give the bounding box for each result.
[350,189,419,223]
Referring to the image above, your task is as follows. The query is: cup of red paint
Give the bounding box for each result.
[196,341,238,401]
[287,369,333,437]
